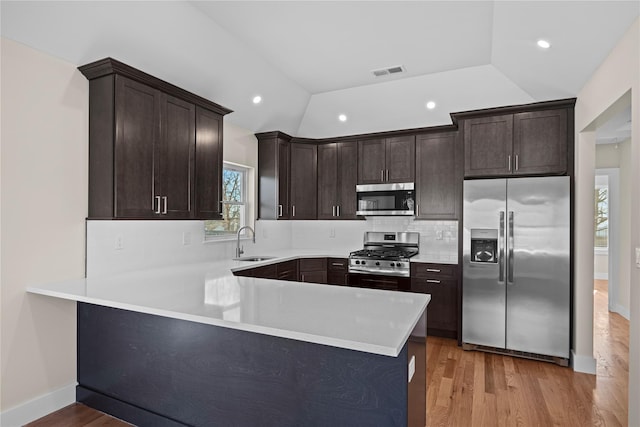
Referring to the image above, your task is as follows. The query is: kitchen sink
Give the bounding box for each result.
[233,256,276,262]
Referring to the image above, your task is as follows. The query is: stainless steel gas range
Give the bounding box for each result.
[348,231,420,278]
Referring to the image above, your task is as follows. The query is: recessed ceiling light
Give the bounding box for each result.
[252,95,262,104]
[537,39,551,49]
[426,101,436,110]
[338,114,347,122]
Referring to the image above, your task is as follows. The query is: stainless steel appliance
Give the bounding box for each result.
[356,183,415,216]
[462,176,570,364]
[348,231,419,277]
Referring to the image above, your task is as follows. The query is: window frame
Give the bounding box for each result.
[594,183,609,251]
[204,162,251,242]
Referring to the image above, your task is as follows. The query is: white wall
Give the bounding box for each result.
[575,17,639,426]
[596,140,632,317]
[0,38,264,425]
[0,38,87,420]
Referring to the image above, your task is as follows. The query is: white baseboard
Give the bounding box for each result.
[571,350,597,374]
[0,383,76,427]
[612,303,631,320]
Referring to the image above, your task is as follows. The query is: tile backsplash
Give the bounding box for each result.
[86,217,457,277]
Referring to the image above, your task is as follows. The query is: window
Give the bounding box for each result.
[594,185,608,249]
[204,163,250,240]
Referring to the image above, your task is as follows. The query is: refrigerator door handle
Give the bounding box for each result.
[508,211,514,284]
[499,211,505,283]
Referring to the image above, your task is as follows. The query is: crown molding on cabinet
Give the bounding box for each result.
[79,57,233,117]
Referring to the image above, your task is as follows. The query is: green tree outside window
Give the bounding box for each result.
[205,164,247,238]
[594,187,608,248]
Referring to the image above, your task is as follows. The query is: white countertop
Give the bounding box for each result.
[28,250,430,357]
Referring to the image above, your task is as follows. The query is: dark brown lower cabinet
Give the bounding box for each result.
[233,260,298,281]
[276,260,299,281]
[327,258,349,285]
[410,262,459,339]
[299,258,327,284]
[233,263,277,279]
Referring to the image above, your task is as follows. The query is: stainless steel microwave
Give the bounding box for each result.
[356,182,415,216]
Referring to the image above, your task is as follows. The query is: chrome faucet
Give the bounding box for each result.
[236,226,255,258]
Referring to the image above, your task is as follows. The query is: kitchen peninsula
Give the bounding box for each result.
[28,254,429,427]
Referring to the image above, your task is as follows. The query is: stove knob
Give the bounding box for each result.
[361,261,366,265]
[355,260,360,265]
[390,263,395,267]
[396,262,403,268]
[375,262,380,266]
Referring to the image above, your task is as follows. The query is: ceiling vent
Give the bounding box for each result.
[372,65,406,77]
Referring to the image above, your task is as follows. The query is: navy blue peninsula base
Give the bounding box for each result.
[77,302,426,427]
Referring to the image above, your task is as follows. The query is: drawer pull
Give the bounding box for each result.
[426,279,441,284]
[426,268,441,273]
[331,263,344,267]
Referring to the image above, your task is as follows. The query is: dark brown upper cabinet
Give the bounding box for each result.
[194,107,223,219]
[463,108,569,178]
[290,143,318,220]
[415,131,461,220]
[317,141,358,220]
[256,132,291,220]
[79,58,231,219]
[357,135,415,184]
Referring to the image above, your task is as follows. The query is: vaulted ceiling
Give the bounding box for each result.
[2,1,638,139]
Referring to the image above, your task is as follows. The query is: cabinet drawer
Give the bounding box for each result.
[410,278,457,292]
[299,258,327,272]
[327,258,348,273]
[411,263,457,279]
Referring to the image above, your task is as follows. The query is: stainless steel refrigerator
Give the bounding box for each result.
[462,176,570,361]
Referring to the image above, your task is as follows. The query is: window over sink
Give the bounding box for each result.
[204,162,252,240]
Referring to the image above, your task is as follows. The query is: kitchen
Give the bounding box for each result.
[1,2,639,426]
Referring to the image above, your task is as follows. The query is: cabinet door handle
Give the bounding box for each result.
[386,169,389,182]
[380,170,384,182]
[337,205,340,217]
[507,155,512,171]
[301,274,305,281]
[278,204,283,217]
[332,206,336,217]
[155,196,161,214]
[292,205,296,217]
[426,279,441,284]
[416,204,419,216]
[162,196,168,214]
[515,154,519,171]
[426,268,440,273]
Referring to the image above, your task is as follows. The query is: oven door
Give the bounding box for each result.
[356,183,415,216]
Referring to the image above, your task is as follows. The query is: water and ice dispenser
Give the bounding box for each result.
[470,229,498,263]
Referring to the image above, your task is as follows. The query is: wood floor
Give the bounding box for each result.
[426,279,629,427]
[27,280,629,427]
